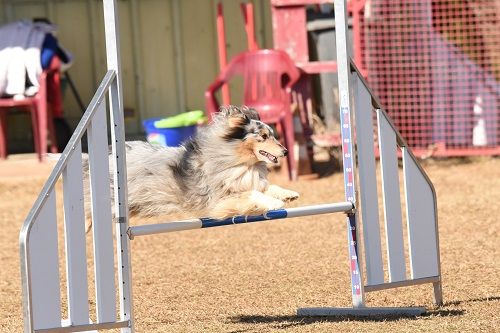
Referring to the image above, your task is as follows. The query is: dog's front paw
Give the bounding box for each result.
[250,191,285,213]
[264,197,286,211]
[279,189,300,203]
[265,185,300,203]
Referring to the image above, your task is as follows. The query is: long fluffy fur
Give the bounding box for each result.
[83,106,299,228]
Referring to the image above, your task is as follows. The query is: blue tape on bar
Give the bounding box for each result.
[200,209,288,228]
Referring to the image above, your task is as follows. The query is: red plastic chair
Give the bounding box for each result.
[0,69,58,161]
[205,49,302,180]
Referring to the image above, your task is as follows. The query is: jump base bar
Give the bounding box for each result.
[297,307,426,317]
[128,201,354,238]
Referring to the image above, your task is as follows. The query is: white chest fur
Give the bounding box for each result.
[223,164,268,193]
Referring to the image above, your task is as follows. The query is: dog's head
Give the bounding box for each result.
[217,105,288,165]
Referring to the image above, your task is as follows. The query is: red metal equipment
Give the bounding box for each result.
[271,0,365,74]
[205,49,302,180]
[216,3,230,105]
[269,0,361,156]
[216,2,261,106]
[240,2,259,51]
[271,0,500,157]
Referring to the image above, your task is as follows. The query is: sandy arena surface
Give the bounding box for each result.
[0,154,499,332]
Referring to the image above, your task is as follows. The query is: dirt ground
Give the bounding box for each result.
[0,154,499,332]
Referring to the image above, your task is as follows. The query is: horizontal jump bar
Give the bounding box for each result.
[127,201,354,239]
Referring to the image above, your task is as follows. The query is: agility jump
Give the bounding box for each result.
[19,0,442,332]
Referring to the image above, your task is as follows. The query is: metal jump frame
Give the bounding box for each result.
[19,0,442,332]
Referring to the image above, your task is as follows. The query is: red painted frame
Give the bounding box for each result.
[270,0,500,158]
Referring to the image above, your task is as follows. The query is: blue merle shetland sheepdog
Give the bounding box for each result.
[84,105,299,230]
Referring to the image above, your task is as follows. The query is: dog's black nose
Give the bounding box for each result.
[283,149,288,156]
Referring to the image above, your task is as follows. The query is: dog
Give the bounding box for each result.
[84,105,299,230]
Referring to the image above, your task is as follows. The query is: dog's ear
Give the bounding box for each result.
[241,107,260,121]
[219,105,260,122]
[219,105,242,119]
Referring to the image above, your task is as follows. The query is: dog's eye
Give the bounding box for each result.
[261,134,268,140]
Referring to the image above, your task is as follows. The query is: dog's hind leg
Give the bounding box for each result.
[209,190,284,219]
[265,184,299,203]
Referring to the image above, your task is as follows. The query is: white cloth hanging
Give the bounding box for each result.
[0,20,55,96]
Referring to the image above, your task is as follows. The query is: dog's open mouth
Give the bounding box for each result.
[259,150,278,163]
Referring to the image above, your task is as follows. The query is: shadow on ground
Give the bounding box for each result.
[444,296,500,307]
[229,308,465,325]
[227,307,464,331]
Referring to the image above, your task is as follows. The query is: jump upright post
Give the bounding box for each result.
[19,0,442,332]
[298,0,443,315]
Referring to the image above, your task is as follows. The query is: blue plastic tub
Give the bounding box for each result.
[142,118,197,147]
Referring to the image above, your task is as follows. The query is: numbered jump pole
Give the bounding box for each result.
[298,1,364,315]
[335,0,364,308]
[336,0,365,308]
